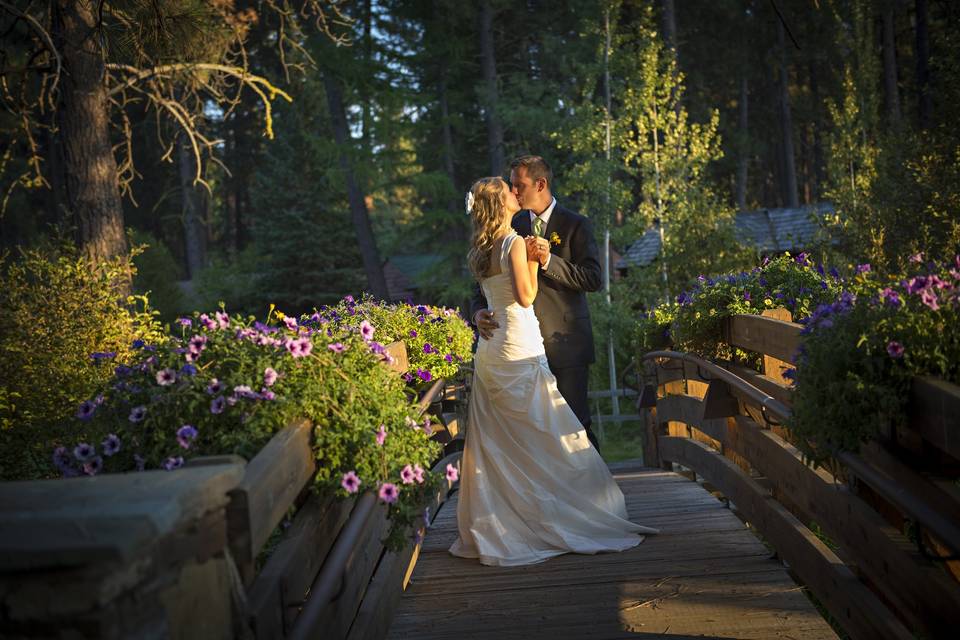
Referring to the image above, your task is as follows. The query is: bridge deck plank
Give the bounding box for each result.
[389,462,838,639]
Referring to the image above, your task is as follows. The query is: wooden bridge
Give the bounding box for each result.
[2,314,959,639]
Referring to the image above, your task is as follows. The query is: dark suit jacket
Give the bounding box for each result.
[470,202,603,369]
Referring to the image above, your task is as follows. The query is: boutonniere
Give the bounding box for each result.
[549,232,561,246]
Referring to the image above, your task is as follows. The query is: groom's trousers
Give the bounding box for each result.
[550,364,600,453]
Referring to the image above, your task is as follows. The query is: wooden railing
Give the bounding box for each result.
[639,310,960,640]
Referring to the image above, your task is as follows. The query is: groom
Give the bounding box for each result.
[471,155,604,451]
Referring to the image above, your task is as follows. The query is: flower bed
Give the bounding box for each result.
[50,298,475,548]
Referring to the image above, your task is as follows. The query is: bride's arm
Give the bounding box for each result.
[510,237,539,308]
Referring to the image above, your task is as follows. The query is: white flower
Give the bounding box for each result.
[465,190,475,216]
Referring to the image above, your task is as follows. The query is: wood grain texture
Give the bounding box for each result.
[909,375,960,459]
[659,437,914,640]
[726,313,802,365]
[226,419,315,584]
[388,463,838,640]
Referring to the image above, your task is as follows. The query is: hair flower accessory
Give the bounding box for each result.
[550,231,562,246]
[465,191,475,216]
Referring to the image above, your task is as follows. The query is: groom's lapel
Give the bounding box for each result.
[545,204,564,250]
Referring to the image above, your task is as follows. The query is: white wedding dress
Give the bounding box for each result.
[449,232,658,566]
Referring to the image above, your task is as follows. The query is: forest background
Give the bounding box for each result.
[1,0,958,441]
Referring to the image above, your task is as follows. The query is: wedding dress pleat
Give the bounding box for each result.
[449,233,658,567]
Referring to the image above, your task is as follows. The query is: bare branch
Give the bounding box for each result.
[0,1,61,97]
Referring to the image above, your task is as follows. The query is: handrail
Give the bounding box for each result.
[417,378,446,414]
[642,350,790,421]
[288,450,463,640]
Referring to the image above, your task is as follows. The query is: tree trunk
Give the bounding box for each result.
[661,0,677,58]
[322,71,390,300]
[914,0,931,128]
[882,1,902,126]
[776,18,799,208]
[51,0,128,266]
[178,135,207,279]
[736,74,749,211]
[479,0,504,176]
[362,0,373,152]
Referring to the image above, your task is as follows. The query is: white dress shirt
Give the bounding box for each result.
[530,197,557,268]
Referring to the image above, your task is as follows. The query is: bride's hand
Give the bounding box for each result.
[524,236,541,262]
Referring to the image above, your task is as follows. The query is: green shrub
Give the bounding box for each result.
[789,256,960,464]
[0,245,164,480]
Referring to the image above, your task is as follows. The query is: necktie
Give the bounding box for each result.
[533,216,544,238]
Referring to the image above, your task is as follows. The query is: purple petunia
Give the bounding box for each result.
[73,442,95,462]
[423,343,434,354]
[162,456,184,471]
[409,329,418,338]
[90,352,117,364]
[82,456,103,476]
[211,396,226,414]
[177,317,192,327]
[359,320,375,342]
[199,314,217,331]
[114,364,132,378]
[156,368,177,386]
[856,263,871,274]
[207,378,224,395]
[401,372,414,383]
[341,470,361,493]
[880,288,901,308]
[417,368,432,382]
[400,464,416,484]
[233,385,258,399]
[344,295,355,304]
[445,463,459,482]
[378,482,399,504]
[263,367,278,387]
[887,340,905,358]
[132,339,145,349]
[259,388,276,401]
[180,364,197,377]
[76,400,97,421]
[177,425,199,449]
[327,342,346,354]
[444,354,453,362]
[376,425,387,446]
[129,405,147,423]
[743,291,751,302]
[102,434,121,457]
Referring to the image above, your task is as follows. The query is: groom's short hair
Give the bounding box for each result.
[510,155,553,189]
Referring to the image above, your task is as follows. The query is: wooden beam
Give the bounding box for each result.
[909,376,960,460]
[725,417,960,635]
[725,314,802,365]
[658,436,914,640]
[226,419,315,584]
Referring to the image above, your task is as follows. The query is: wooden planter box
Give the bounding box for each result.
[0,340,468,640]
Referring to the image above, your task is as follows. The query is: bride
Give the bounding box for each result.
[449,176,658,567]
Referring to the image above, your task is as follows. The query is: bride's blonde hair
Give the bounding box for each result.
[467,177,510,279]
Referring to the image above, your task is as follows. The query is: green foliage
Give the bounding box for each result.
[789,257,960,465]
[131,230,187,322]
[323,295,476,386]
[0,245,164,480]
[635,254,844,362]
[47,305,450,550]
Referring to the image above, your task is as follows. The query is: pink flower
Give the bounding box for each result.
[413,464,425,484]
[287,337,314,357]
[199,314,217,331]
[215,311,230,329]
[887,340,905,358]
[359,320,375,342]
[920,288,940,311]
[378,482,399,504]
[400,464,415,484]
[283,316,298,331]
[422,417,433,436]
[263,367,278,387]
[328,342,346,353]
[341,471,361,493]
[156,368,177,386]
[909,252,924,264]
[445,463,459,483]
[375,425,387,446]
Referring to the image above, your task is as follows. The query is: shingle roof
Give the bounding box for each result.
[617,203,834,269]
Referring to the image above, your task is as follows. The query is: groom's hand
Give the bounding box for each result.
[532,237,551,267]
[473,309,499,340]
